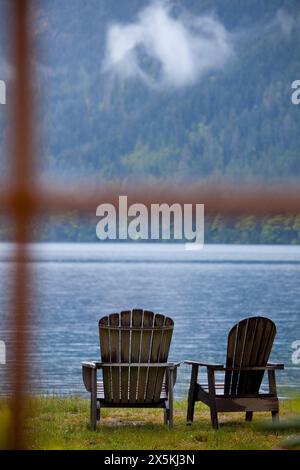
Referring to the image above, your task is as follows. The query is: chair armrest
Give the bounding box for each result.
[82,362,99,393]
[82,361,102,369]
[166,362,181,369]
[220,365,284,371]
[266,363,284,370]
[184,360,224,370]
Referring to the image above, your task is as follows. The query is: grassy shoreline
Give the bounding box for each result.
[1,396,299,450]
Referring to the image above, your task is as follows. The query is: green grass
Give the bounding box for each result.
[2,396,294,450]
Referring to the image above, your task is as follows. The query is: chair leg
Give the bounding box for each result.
[207,368,218,429]
[169,405,174,429]
[90,369,97,431]
[90,396,97,430]
[164,408,169,425]
[245,411,253,421]
[272,410,279,423]
[187,390,196,425]
[167,368,174,429]
[97,402,101,422]
[187,364,199,425]
[210,407,219,430]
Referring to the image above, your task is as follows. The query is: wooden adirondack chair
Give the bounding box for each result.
[82,309,179,430]
[185,316,284,429]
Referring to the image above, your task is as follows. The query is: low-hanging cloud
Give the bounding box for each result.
[102,1,233,89]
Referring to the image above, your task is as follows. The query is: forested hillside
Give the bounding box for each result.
[33,0,300,182]
[0,0,300,242]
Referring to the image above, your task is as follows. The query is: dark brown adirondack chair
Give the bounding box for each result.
[82,309,179,430]
[185,316,284,429]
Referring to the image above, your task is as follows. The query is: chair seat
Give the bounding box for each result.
[199,382,269,397]
[97,381,168,401]
[200,383,225,395]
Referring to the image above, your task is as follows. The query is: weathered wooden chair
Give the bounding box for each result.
[185,316,284,429]
[82,309,179,430]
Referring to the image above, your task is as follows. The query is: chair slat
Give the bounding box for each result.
[154,316,174,402]
[129,309,143,402]
[237,317,259,394]
[224,321,235,395]
[120,310,131,403]
[109,313,121,403]
[99,316,111,400]
[96,381,168,400]
[225,317,276,397]
[245,318,276,394]
[230,319,248,395]
[243,318,267,394]
[137,311,154,402]
[98,309,174,406]
[145,314,165,403]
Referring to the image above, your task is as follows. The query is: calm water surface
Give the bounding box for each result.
[0,243,299,398]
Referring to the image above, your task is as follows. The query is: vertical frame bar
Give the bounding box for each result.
[9,0,35,449]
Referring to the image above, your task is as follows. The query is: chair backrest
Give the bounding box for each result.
[224,316,276,396]
[99,309,174,404]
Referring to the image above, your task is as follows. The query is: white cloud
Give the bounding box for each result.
[102,1,233,89]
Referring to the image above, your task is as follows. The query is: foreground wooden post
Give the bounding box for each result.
[9,0,35,450]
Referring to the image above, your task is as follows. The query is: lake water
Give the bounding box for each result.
[0,243,299,399]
